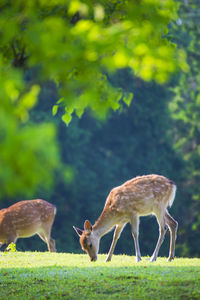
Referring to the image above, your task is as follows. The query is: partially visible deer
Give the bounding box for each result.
[0,199,56,252]
[74,174,178,262]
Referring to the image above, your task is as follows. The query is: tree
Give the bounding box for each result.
[169,0,200,256]
[0,0,187,198]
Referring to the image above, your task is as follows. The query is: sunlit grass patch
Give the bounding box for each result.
[0,252,200,299]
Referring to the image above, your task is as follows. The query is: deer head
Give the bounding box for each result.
[73,220,100,261]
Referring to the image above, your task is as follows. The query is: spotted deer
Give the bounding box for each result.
[0,199,56,252]
[74,174,178,262]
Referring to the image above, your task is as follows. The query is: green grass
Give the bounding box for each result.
[0,252,200,299]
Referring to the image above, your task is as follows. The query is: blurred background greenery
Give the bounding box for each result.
[0,0,200,258]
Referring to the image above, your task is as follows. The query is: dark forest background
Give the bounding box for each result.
[1,0,200,258]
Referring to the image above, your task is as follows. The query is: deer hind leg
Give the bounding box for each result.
[49,238,56,252]
[38,223,56,252]
[165,210,178,261]
[130,214,142,262]
[106,223,126,262]
[150,211,168,262]
[38,232,56,252]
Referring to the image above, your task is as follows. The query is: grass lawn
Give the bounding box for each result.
[0,252,199,299]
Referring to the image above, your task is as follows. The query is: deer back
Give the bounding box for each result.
[103,174,176,216]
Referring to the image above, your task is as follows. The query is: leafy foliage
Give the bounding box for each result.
[169,0,200,256]
[0,0,185,198]
[0,68,60,197]
[1,0,186,121]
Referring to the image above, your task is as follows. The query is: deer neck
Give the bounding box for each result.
[92,210,116,238]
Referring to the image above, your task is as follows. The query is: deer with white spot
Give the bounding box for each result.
[74,174,178,262]
[0,199,56,252]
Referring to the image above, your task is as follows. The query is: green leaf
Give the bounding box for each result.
[57,97,64,104]
[62,113,72,126]
[5,242,16,253]
[52,105,58,116]
[21,85,40,109]
[76,107,84,118]
[123,93,133,106]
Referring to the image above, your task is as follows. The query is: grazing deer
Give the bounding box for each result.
[73,174,178,262]
[0,199,56,252]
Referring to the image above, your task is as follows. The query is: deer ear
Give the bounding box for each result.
[73,226,83,237]
[84,220,92,231]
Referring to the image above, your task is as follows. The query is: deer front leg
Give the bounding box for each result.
[106,224,125,262]
[130,214,142,262]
